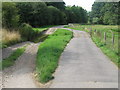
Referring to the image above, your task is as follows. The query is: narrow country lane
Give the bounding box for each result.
[50,29,118,88]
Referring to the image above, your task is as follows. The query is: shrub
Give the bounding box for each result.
[19,23,36,41]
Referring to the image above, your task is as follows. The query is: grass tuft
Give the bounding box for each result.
[36,29,73,83]
[1,29,21,48]
[0,46,26,70]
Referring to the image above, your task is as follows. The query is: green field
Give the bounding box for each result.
[33,25,57,32]
[33,28,48,32]
[36,29,73,83]
[66,25,119,67]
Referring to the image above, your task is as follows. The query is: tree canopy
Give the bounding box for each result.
[2,2,88,29]
[2,2,19,29]
[89,2,119,25]
[3,2,119,28]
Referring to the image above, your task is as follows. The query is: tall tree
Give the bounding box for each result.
[47,6,65,25]
[102,3,119,25]
[2,2,19,29]
[65,5,88,23]
[91,2,105,24]
[16,3,33,24]
[46,2,66,11]
[32,2,48,26]
[90,2,119,25]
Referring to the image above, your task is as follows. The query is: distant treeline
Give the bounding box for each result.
[2,2,119,29]
[2,2,88,29]
[89,2,120,25]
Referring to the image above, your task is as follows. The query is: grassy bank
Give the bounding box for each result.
[0,46,26,70]
[36,29,73,83]
[32,34,49,43]
[1,29,22,48]
[1,25,56,48]
[66,24,119,67]
[33,25,56,32]
[92,36,119,67]
[32,26,49,43]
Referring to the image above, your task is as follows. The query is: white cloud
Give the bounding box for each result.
[64,0,95,11]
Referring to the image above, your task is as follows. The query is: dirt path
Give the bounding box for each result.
[2,42,40,88]
[50,29,118,88]
[1,27,58,88]
[1,41,31,59]
[45,28,57,35]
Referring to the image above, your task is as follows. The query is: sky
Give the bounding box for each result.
[63,0,95,11]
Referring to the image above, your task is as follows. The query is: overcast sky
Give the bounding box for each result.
[63,0,95,11]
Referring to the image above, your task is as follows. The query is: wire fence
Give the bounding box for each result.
[88,28,118,53]
[67,24,119,54]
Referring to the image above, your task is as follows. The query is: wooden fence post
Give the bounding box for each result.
[104,32,106,44]
[94,29,96,32]
[90,29,92,37]
[112,31,114,45]
[94,29,96,35]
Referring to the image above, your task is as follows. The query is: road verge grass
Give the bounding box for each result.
[32,25,57,43]
[92,36,119,67]
[33,25,57,32]
[0,46,26,70]
[32,34,49,43]
[36,29,73,83]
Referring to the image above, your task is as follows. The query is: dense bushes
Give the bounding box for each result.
[19,23,36,41]
[19,23,48,41]
[36,29,73,83]
[16,2,67,27]
[17,2,88,26]
[47,6,66,25]
[2,2,119,29]
[2,2,88,29]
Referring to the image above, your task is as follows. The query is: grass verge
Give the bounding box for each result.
[32,25,57,43]
[36,29,73,83]
[33,25,57,32]
[1,25,56,49]
[32,28,48,32]
[0,46,26,70]
[92,36,119,68]
[32,34,49,43]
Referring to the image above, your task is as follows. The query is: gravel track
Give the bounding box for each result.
[2,42,40,88]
